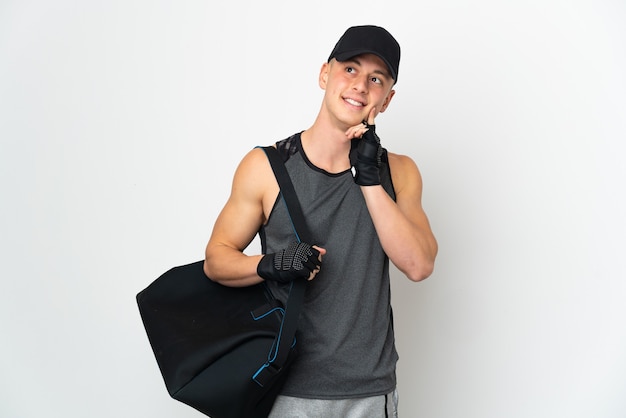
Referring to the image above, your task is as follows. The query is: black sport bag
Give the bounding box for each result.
[136,146,310,418]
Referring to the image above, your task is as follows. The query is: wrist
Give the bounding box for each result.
[351,124,382,186]
[256,254,275,282]
[352,161,381,186]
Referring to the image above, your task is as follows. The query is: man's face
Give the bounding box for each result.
[320,53,396,128]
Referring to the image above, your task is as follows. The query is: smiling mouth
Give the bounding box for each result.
[344,97,365,107]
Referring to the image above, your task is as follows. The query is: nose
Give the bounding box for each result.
[352,75,368,93]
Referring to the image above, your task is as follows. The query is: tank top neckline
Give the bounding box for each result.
[293,132,353,178]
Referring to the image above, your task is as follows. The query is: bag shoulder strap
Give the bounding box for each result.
[253,146,310,386]
[261,146,312,243]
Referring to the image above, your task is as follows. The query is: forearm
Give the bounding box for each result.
[204,243,264,287]
[361,185,437,281]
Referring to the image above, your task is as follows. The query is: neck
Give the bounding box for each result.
[300,118,354,174]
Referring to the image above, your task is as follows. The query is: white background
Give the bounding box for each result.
[1,1,625,417]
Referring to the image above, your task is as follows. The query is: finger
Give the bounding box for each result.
[346,121,368,135]
[309,247,321,259]
[367,107,376,125]
[349,128,369,140]
[345,127,359,139]
[303,259,320,271]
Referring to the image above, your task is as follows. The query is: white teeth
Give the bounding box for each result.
[345,98,364,107]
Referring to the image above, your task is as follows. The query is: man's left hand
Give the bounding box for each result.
[347,108,382,186]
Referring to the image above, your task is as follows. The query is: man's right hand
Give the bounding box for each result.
[257,242,324,283]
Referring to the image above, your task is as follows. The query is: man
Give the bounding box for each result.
[204,25,437,417]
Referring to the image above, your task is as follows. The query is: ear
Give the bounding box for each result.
[379,89,396,113]
[319,62,330,89]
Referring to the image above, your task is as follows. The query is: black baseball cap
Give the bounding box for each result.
[328,25,401,83]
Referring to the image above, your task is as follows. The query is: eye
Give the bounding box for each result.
[371,76,382,85]
[345,66,356,74]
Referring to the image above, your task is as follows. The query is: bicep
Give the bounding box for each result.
[208,149,274,253]
[390,154,433,231]
[209,192,263,253]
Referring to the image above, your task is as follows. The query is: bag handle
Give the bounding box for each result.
[252,146,310,387]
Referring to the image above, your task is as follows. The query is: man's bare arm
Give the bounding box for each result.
[361,153,438,282]
[204,148,326,287]
[203,148,272,287]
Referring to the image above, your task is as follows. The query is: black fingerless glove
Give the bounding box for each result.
[351,121,382,186]
[257,242,321,283]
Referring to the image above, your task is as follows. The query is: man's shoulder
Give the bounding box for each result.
[386,151,422,194]
[241,132,300,168]
[274,132,301,161]
[386,151,418,171]
[234,147,275,183]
